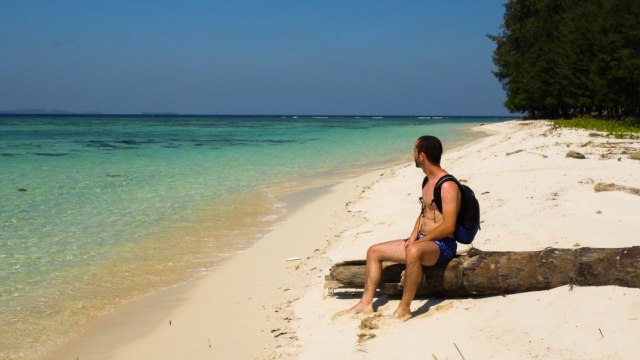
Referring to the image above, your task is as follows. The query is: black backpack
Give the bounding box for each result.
[422,174,481,244]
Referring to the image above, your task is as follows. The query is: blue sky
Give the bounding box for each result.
[0,1,510,115]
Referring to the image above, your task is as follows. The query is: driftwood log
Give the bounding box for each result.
[325,247,640,297]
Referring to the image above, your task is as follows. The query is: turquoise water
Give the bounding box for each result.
[0,115,503,358]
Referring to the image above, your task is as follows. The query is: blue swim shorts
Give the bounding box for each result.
[404,233,457,265]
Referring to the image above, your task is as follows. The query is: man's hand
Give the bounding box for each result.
[405,237,420,248]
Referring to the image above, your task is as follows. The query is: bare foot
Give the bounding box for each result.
[348,301,374,314]
[333,301,374,320]
[392,306,412,321]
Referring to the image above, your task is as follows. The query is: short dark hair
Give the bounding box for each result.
[416,135,443,165]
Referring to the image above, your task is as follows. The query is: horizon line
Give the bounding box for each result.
[0,111,517,118]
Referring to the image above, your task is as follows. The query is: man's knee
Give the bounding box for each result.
[367,242,392,260]
[405,245,422,264]
[366,243,383,259]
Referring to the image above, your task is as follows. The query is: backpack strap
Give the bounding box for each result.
[433,174,458,214]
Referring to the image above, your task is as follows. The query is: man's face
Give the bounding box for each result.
[413,145,421,168]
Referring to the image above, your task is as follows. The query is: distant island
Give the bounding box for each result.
[0,109,178,116]
[0,109,104,115]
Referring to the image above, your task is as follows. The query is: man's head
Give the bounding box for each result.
[414,135,443,168]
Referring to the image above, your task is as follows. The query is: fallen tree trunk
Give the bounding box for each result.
[325,247,640,297]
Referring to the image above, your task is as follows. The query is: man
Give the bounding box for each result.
[346,135,461,319]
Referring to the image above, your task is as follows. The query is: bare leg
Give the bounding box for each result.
[346,239,406,314]
[393,241,440,319]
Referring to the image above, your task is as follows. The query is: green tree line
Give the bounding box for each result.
[489,0,640,119]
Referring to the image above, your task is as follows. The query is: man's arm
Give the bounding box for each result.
[413,181,460,244]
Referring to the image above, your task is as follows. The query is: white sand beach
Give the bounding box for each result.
[50,120,640,360]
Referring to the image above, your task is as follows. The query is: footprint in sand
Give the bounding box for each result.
[356,313,381,344]
[356,311,413,345]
